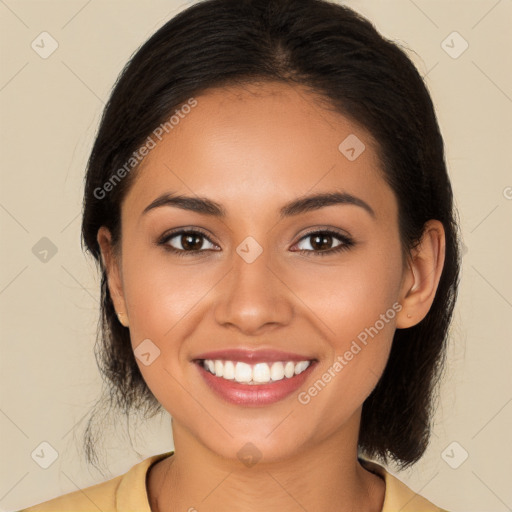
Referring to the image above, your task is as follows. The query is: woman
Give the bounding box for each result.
[20,0,460,510]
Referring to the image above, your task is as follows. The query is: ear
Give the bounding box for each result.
[396,220,446,329]
[97,226,129,327]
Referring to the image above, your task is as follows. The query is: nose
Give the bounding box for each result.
[213,242,294,336]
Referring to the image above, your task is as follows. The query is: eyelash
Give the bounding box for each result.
[157,228,355,258]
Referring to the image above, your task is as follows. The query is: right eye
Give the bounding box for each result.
[158,229,219,256]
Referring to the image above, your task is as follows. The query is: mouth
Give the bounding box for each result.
[197,358,314,385]
[192,349,318,406]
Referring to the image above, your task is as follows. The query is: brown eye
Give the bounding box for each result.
[160,229,217,255]
[301,233,338,251]
[293,230,354,256]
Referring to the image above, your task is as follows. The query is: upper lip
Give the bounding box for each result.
[192,348,317,364]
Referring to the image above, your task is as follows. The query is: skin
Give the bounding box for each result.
[97,81,445,512]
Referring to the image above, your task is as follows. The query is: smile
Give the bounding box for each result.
[200,359,313,385]
[195,357,318,406]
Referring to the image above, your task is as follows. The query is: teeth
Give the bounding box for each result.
[235,362,252,383]
[201,359,313,385]
[295,361,310,374]
[270,361,284,381]
[224,360,235,379]
[284,361,295,378]
[253,362,270,383]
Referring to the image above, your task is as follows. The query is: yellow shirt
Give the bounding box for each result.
[19,451,449,512]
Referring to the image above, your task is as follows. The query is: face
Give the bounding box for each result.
[100,82,416,463]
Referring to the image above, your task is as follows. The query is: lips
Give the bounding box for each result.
[192,348,318,406]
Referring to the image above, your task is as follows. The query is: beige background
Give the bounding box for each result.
[1,1,511,511]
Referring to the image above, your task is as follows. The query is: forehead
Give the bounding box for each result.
[123,81,394,220]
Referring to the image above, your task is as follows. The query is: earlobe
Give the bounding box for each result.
[97,226,128,326]
[396,220,446,329]
[116,311,130,328]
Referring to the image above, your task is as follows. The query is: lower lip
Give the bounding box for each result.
[195,361,317,406]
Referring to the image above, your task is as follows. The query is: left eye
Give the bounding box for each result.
[293,230,353,254]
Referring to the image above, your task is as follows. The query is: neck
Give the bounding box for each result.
[148,418,385,512]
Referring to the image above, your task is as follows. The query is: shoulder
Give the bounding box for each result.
[17,474,122,512]
[17,452,174,512]
[359,458,450,512]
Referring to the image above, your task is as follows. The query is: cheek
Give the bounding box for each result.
[289,245,402,414]
[121,244,218,340]
[295,272,400,435]
[119,249,207,417]
[287,246,403,343]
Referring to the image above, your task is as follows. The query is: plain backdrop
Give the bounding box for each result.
[1,1,511,511]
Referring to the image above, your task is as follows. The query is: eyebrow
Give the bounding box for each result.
[142,191,376,219]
